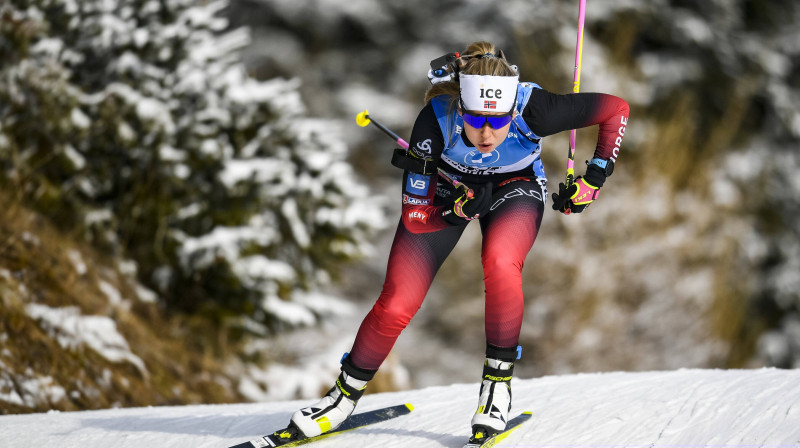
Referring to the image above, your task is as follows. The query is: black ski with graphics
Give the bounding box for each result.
[227,403,414,448]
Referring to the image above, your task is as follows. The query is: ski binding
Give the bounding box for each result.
[463,411,532,448]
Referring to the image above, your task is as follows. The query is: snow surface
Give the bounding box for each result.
[2,369,799,448]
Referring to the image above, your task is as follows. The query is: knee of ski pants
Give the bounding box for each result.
[481,251,525,278]
[369,290,422,333]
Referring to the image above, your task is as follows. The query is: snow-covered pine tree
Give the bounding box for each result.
[227,0,800,371]
[0,0,385,331]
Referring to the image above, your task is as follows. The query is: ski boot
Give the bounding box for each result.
[468,344,519,445]
[288,354,376,440]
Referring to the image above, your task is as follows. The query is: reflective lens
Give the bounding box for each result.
[461,112,514,129]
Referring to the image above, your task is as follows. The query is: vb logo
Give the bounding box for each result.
[409,178,427,189]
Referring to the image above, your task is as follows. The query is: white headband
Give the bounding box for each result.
[459,74,519,113]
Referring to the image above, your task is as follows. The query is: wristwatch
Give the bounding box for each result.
[589,157,614,177]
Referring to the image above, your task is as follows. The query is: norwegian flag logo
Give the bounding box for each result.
[484,100,497,109]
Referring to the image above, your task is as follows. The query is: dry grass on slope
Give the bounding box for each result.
[0,192,243,414]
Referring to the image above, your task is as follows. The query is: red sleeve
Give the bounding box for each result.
[399,170,452,233]
[590,94,630,162]
[522,90,630,162]
[398,104,453,234]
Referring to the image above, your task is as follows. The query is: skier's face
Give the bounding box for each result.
[461,110,514,154]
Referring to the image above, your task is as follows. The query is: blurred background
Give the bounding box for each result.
[1,0,799,414]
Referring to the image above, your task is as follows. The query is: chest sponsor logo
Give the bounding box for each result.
[405,173,430,195]
[444,157,502,175]
[436,185,453,198]
[464,150,500,166]
[403,194,431,206]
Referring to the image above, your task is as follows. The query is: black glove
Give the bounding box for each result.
[552,163,608,214]
[551,177,599,214]
[443,182,493,225]
[551,181,575,214]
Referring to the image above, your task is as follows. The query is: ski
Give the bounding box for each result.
[463,411,532,448]
[228,403,414,448]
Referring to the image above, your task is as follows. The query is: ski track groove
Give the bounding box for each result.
[646,381,697,448]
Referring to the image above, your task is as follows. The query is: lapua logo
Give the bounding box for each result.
[403,194,430,205]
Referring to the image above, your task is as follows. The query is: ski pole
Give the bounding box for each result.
[356,109,409,149]
[565,0,587,191]
[356,110,473,199]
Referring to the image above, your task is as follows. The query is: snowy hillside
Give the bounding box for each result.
[2,369,799,448]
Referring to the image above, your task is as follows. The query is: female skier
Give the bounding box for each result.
[279,41,629,445]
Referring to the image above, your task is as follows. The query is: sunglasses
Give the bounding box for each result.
[461,111,514,129]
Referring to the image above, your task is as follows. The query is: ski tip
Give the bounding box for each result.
[522,411,532,416]
[404,403,415,412]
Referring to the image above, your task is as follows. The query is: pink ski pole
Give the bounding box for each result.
[565,0,587,189]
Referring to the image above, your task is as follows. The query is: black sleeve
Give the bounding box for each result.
[407,102,445,159]
[522,88,618,137]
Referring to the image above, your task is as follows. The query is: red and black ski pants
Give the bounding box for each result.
[349,178,546,370]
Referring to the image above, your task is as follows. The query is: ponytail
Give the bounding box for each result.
[423,41,517,104]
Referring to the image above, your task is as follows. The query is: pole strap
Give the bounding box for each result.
[391,148,438,175]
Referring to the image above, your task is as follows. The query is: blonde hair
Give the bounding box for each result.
[424,41,517,105]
